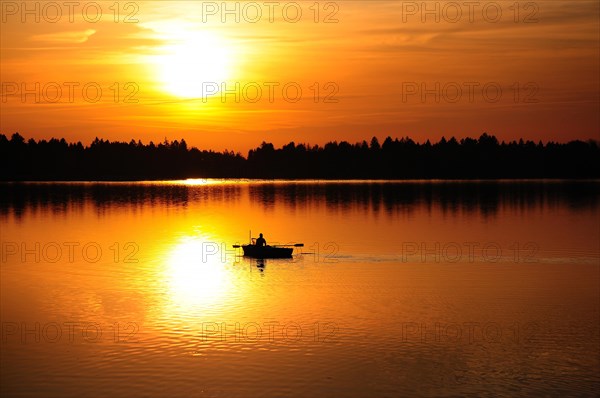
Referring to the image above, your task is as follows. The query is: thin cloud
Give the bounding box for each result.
[31,29,96,44]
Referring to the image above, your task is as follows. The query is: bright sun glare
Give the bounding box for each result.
[166,238,231,309]
[156,31,232,99]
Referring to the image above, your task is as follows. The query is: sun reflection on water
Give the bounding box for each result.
[164,237,232,311]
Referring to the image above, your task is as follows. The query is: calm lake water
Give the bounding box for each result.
[1,180,599,397]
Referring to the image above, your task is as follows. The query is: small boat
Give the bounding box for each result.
[241,245,293,259]
[233,234,303,259]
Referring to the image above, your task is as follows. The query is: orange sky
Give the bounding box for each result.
[1,0,598,151]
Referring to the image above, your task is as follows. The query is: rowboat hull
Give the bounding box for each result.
[241,245,293,258]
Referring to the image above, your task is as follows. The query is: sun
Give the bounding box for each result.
[156,31,232,99]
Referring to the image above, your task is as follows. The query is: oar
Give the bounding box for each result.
[232,243,304,248]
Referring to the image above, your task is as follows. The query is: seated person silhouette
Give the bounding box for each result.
[255,233,267,247]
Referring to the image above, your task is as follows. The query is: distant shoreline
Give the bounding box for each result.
[2,133,599,180]
[2,179,600,184]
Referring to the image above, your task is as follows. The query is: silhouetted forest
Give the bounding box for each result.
[1,133,598,180]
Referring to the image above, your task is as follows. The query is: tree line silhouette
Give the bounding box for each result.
[1,133,598,180]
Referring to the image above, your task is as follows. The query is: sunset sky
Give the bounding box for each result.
[1,0,598,151]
